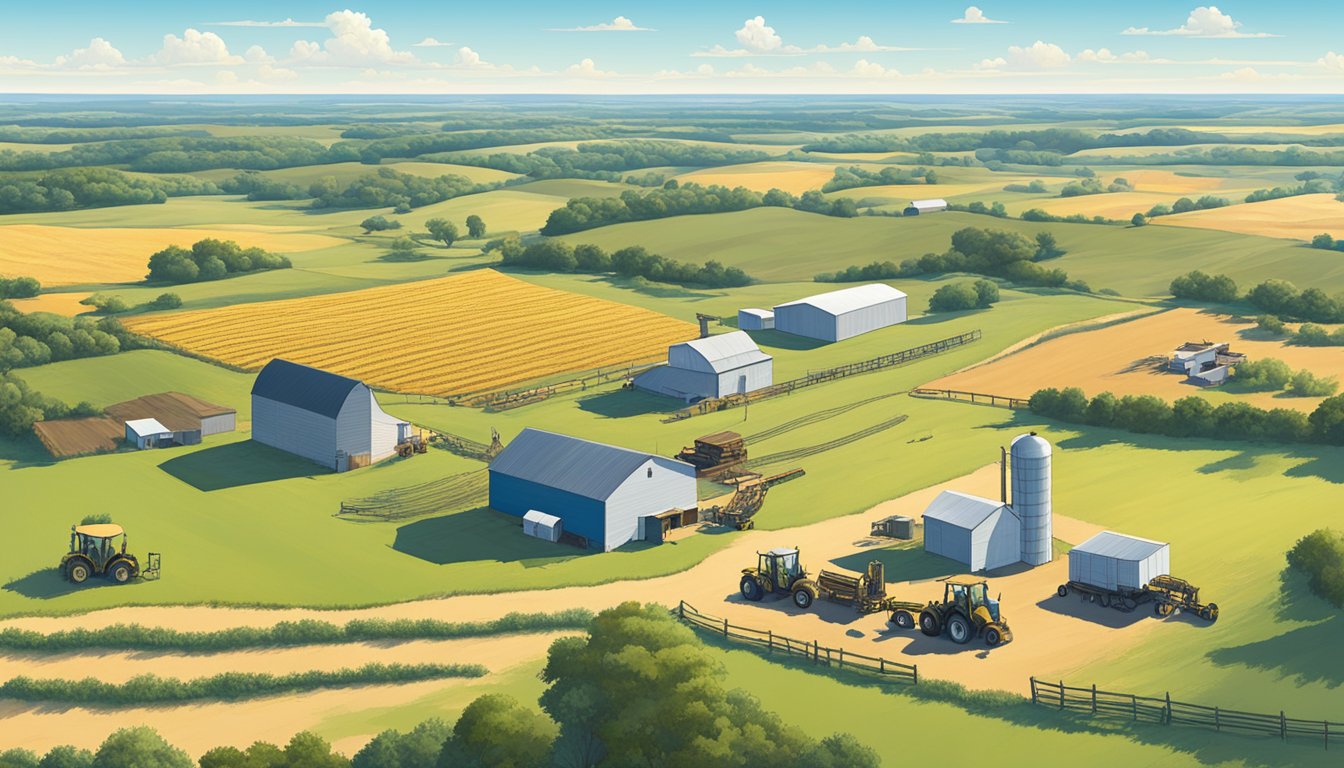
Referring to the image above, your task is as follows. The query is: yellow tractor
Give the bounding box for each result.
[739,547,820,609]
[60,523,160,585]
[911,576,1012,647]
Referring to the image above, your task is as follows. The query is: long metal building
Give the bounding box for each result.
[251,358,411,472]
[922,490,1022,573]
[633,331,773,402]
[489,428,697,551]
[1068,532,1170,592]
[773,284,907,342]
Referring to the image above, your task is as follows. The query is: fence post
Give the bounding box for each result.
[1030,677,1037,705]
[767,630,773,654]
[839,649,845,669]
[913,665,918,685]
[678,601,685,620]
[1281,711,1287,742]
[1324,720,1329,751]
[1131,694,1138,721]
[1215,707,1220,732]
[1092,684,1098,714]
[880,658,885,675]
[813,640,818,663]
[1059,681,1065,711]
[1165,692,1172,725]
[723,618,729,638]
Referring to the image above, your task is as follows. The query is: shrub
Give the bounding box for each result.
[149,293,182,311]
[928,280,999,312]
[146,239,289,284]
[1169,270,1238,303]
[1231,358,1293,391]
[0,276,41,300]
[1286,529,1344,607]
[1130,213,1147,227]
[1255,314,1287,335]
[91,728,191,768]
[360,215,401,233]
[1288,370,1340,397]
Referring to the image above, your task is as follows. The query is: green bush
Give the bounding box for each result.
[1231,358,1293,391]
[499,240,750,288]
[1255,314,1287,335]
[146,239,290,284]
[1287,529,1344,607]
[0,277,41,300]
[360,215,402,233]
[928,279,1000,313]
[91,728,191,768]
[1169,270,1238,303]
[148,293,182,311]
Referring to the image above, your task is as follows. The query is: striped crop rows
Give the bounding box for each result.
[124,270,697,397]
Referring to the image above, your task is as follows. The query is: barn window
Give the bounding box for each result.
[647,467,653,478]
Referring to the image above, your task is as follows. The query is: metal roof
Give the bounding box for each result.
[490,428,686,502]
[739,308,773,319]
[673,331,772,373]
[774,284,907,317]
[74,523,124,538]
[1072,531,1168,562]
[125,418,172,437]
[251,359,363,420]
[909,198,948,208]
[523,509,563,526]
[923,490,1012,530]
[106,392,235,433]
[1010,432,1052,459]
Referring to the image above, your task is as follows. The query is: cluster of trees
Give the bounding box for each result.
[1092,146,1344,168]
[1231,358,1338,397]
[437,140,770,181]
[0,125,207,143]
[1169,270,1239,303]
[492,237,752,288]
[146,239,291,284]
[1309,233,1344,252]
[539,183,856,236]
[218,172,306,201]
[0,371,99,437]
[1029,386,1344,446]
[1145,196,1230,219]
[1,302,130,371]
[0,135,335,174]
[820,165,936,193]
[308,168,490,210]
[0,168,219,214]
[624,170,667,187]
[0,276,40,300]
[815,227,1077,289]
[801,127,1253,156]
[1169,271,1344,324]
[337,127,620,164]
[1287,529,1344,607]
[0,603,879,768]
[1294,323,1344,347]
[1020,208,1118,225]
[1003,180,1048,193]
[1244,176,1341,203]
[359,215,402,234]
[928,279,1000,312]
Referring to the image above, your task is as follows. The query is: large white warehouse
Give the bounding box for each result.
[773,284,907,342]
[633,331,773,402]
[251,358,411,472]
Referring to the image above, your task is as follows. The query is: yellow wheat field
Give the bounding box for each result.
[5,292,91,317]
[1154,194,1344,241]
[0,225,343,286]
[123,269,698,396]
[673,162,839,194]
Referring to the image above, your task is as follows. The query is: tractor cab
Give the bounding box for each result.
[759,547,802,591]
[70,524,127,570]
[740,546,819,608]
[944,578,1001,623]
[919,576,1012,647]
[60,523,159,585]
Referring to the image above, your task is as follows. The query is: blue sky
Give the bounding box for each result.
[1,2,1341,93]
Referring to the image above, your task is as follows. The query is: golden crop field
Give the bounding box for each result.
[0,225,344,286]
[673,161,838,194]
[123,269,698,396]
[1154,193,1344,241]
[6,292,91,317]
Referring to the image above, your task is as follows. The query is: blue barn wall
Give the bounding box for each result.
[489,471,606,547]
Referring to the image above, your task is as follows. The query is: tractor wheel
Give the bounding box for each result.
[792,584,816,610]
[66,561,90,584]
[107,561,133,584]
[1154,601,1173,618]
[890,610,916,631]
[740,576,764,602]
[918,611,941,637]
[1057,584,1068,598]
[984,626,1003,647]
[946,614,973,645]
[1200,603,1219,623]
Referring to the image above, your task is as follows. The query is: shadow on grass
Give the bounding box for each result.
[577,389,681,418]
[601,275,720,300]
[0,435,58,469]
[749,329,828,351]
[831,544,961,584]
[1207,570,1344,688]
[2,567,149,600]
[906,311,986,326]
[159,441,325,491]
[393,507,583,567]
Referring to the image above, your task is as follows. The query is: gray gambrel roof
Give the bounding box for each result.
[774,284,906,317]
[673,331,771,373]
[490,428,686,501]
[251,359,363,419]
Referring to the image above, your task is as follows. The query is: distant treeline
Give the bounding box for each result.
[147,239,291,284]
[1171,270,1344,324]
[0,371,100,437]
[1030,386,1344,446]
[309,168,490,210]
[491,237,751,288]
[0,125,209,143]
[0,167,219,214]
[821,165,936,192]
[0,301,138,373]
[801,127,1344,156]
[540,182,857,235]
[431,140,771,181]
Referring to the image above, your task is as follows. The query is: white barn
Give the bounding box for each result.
[922,490,1022,573]
[251,359,411,472]
[773,284,907,342]
[737,308,774,331]
[903,198,948,215]
[633,331,773,402]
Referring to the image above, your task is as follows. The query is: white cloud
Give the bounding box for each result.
[736,16,783,52]
[244,45,274,64]
[290,10,416,65]
[216,70,239,85]
[413,37,454,47]
[257,63,299,82]
[852,59,900,78]
[210,18,325,28]
[55,38,126,69]
[455,46,490,69]
[552,16,654,32]
[1221,66,1264,81]
[953,7,1007,24]
[694,20,916,57]
[157,29,242,65]
[565,58,613,77]
[1077,48,1153,63]
[1123,6,1277,38]
[1319,52,1344,71]
[978,40,1071,70]
[812,36,918,53]
[696,63,714,75]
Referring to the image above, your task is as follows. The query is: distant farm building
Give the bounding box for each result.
[634,331,773,402]
[251,358,411,472]
[33,391,236,458]
[903,198,948,216]
[737,308,774,331]
[488,428,697,551]
[1168,341,1246,387]
[773,284,907,342]
[921,433,1054,573]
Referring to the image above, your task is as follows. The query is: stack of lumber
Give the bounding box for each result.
[676,431,747,475]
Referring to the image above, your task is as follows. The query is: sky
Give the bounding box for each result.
[0,2,1342,94]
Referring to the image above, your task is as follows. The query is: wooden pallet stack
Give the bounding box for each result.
[676,431,748,476]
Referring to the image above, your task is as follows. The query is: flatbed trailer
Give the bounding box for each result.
[1057,575,1218,622]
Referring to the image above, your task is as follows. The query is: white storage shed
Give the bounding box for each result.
[633,331,773,402]
[1068,531,1171,592]
[773,284,907,343]
[903,198,948,215]
[251,358,410,472]
[522,510,563,543]
[125,418,174,450]
[737,308,775,331]
[922,490,1022,573]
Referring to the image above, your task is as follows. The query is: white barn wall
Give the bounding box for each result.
[833,296,907,341]
[335,386,373,467]
[368,391,406,462]
[200,413,236,437]
[715,359,773,397]
[971,509,1022,572]
[252,395,339,469]
[603,457,697,551]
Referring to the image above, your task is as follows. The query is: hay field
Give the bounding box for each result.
[123,269,697,396]
[926,307,1344,411]
[0,225,344,286]
[672,161,837,194]
[1155,193,1344,241]
[6,292,91,316]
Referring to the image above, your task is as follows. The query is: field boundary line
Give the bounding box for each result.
[909,389,1030,409]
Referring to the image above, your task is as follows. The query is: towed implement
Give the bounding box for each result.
[60,523,160,585]
[815,560,923,616]
[1057,574,1219,622]
[703,468,805,531]
[889,577,1012,647]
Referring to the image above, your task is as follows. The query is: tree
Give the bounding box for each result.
[278,733,348,768]
[1311,233,1335,250]
[1131,212,1148,227]
[385,237,422,261]
[360,215,400,234]
[352,720,450,768]
[149,293,182,310]
[425,218,459,247]
[1287,529,1344,606]
[0,750,39,768]
[37,746,93,768]
[972,278,999,307]
[1310,394,1344,444]
[928,283,981,312]
[438,696,555,768]
[465,214,486,239]
[91,728,192,768]
[0,276,41,299]
[198,742,285,768]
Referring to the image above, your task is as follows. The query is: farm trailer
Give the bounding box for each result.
[1057,531,1219,622]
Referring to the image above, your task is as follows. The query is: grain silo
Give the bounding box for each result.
[1011,432,1053,566]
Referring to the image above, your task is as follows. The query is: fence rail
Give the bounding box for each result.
[676,601,917,685]
[665,330,982,422]
[909,388,1030,409]
[1031,678,1341,749]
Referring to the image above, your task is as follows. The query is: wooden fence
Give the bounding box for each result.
[910,388,1030,409]
[1031,678,1341,749]
[676,601,917,685]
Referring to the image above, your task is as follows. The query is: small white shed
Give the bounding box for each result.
[125,418,174,449]
[1068,531,1170,592]
[903,198,949,215]
[738,308,775,331]
[522,510,563,543]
